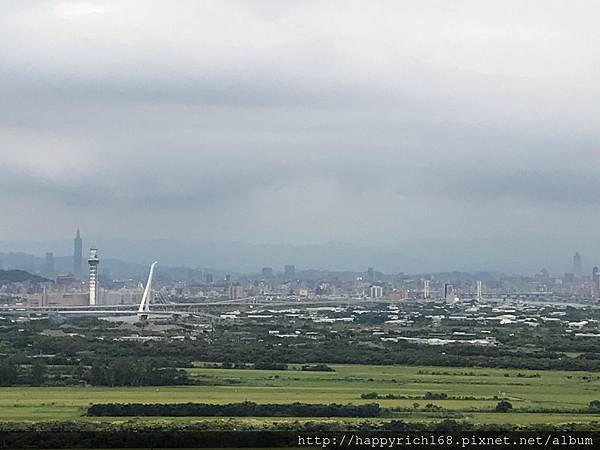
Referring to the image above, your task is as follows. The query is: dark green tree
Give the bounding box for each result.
[588,400,600,412]
[30,360,46,386]
[0,360,18,386]
[495,400,513,413]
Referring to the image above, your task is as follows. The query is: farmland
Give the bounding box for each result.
[1,363,600,427]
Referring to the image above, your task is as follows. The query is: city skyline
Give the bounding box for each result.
[1,227,598,278]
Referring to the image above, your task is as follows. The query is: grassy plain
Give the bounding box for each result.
[0,363,599,426]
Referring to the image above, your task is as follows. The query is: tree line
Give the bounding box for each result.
[87,401,381,417]
[0,359,45,386]
[0,357,188,387]
[87,358,189,386]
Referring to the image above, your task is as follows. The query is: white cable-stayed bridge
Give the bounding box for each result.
[0,262,258,319]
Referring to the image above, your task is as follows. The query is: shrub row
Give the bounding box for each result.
[87,401,381,417]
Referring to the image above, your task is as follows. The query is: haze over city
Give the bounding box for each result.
[2,1,600,273]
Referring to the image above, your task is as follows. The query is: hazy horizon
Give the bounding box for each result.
[0,234,592,276]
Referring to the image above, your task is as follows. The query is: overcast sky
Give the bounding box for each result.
[1,1,599,272]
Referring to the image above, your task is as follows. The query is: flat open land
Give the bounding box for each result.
[1,363,600,426]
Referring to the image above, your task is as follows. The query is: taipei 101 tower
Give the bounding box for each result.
[73,229,83,278]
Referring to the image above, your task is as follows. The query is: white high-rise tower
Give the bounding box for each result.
[422,279,430,299]
[88,247,100,306]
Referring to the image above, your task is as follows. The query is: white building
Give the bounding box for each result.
[369,285,383,298]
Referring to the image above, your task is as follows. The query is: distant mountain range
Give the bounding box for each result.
[0,251,228,282]
[0,269,50,284]
[0,249,510,286]
[0,236,586,277]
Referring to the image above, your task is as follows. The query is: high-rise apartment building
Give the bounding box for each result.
[44,252,55,279]
[593,267,600,298]
[476,280,483,300]
[422,279,430,299]
[229,283,243,299]
[444,283,454,300]
[284,265,296,279]
[574,252,582,277]
[367,267,375,282]
[369,284,383,298]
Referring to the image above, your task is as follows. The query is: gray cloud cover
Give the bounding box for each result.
[1,0,600,272]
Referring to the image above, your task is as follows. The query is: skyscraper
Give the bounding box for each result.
[74,229,83,278]
[367,267,375,282]
[422,279,430,299]
[44,252,55,279]
[444,283,454,300]
[88,247,100,306]
[573,252,582,277]
[284,265,296,279]
[593,266,600,298]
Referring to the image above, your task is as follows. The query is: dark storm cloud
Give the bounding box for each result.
[426,166,600,206]
[0,152,307,209]
[1,65,388,108]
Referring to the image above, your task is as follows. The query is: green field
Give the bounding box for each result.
[1,363,600,427]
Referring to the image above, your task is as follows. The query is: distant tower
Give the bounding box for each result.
[74,229,83,278]
[88,247,100,306]
[476,280,483,300]
[573,252,582,277]
[261,267,273,278]
[44,252,55,279]
[367,267,375,282]
[284,265,296,279]
[444,283,454,300]
[593,266,600,298]
[422,279,430,299]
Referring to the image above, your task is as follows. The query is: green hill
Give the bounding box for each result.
[0,270,50,283]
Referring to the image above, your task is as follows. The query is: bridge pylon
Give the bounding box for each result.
[138,261,158,320]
